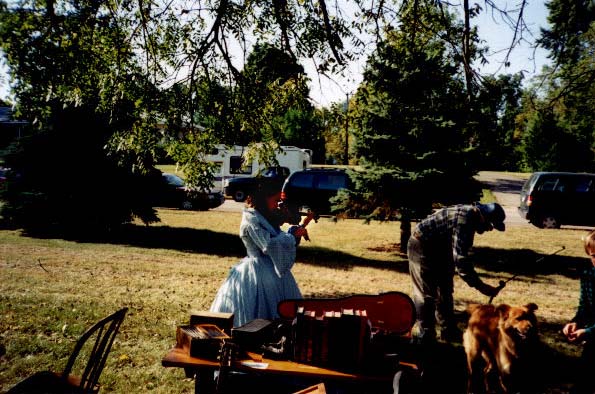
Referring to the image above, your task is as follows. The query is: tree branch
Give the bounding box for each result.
[318,0,344,65]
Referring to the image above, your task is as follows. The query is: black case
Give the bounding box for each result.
[231,319,274,352]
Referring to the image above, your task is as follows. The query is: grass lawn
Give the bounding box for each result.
[0,208,592,393]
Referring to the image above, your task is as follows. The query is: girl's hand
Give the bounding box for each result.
[563,322,577,338]
[568,328,587,342]
[288,225,309,243]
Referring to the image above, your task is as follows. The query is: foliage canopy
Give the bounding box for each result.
[0,0,560,233]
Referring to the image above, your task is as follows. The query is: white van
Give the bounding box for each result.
[204,145,312,192]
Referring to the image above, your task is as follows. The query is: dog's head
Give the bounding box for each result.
[496,303,538,340]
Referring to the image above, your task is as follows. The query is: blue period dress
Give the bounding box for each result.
[210,207,302,327]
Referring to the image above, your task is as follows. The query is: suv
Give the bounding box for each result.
[280,168,351,223]
[518,171,595,228]
[224,166,290,202]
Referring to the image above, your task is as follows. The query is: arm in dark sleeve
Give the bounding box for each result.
[572,273,591,327]
[452,224,481,288]
[574,275,595,340]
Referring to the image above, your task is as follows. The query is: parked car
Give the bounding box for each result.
[518,171,595,228]
[0,167,7,184]
[155,173,225,211]
[281,168,351,223]
[224,166,290,202]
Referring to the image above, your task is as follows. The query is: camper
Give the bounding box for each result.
[204,145,312,192]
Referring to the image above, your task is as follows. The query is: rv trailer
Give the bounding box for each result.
[205,145,312,193]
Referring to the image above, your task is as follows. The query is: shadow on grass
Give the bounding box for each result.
[59,224,248,258]
[17,222,590,279]
[302,242,586,280]
[298,246,410,273]
[409,338,577,393]
[473,246,588,280]
[20,223,411,274]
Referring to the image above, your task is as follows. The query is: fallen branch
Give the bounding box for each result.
[38,259,50,273]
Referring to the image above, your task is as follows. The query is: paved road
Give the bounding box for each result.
[212,198,244,213]
[475,171,530,227]
[214,171,532,227]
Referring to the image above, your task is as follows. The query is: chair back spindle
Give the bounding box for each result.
[62,307,128,393]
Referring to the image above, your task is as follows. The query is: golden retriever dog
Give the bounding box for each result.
[463,303,538,394]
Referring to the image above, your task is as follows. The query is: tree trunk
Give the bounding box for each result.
[400,216,412,254]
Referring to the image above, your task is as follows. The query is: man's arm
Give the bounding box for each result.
[452,213,499,297]
[452,217,480,287]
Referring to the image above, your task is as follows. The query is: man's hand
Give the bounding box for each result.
[475,282,501,297]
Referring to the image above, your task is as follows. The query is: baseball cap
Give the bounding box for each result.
[476,202,506,231]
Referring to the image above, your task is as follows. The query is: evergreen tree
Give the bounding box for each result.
[539,0,595,65]
[335,4,481,251]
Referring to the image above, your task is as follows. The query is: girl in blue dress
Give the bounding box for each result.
[210,179,308,327]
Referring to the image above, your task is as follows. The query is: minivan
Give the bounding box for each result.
[518,172,595,228]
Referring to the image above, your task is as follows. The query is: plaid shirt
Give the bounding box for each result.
[573,265,595,339]
[414,204,481,287]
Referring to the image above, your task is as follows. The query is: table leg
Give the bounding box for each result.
[193,369,216,394]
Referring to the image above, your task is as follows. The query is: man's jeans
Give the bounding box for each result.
[407,236,455,341]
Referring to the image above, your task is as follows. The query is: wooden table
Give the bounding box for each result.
[162,347,418,394]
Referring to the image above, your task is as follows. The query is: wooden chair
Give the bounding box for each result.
[293,383,326,394]
[8,307,128,394]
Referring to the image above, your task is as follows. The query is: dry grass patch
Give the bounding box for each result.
[0,208,592,393]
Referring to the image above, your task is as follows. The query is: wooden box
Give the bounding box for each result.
[176,324,230,359]
[190,311,234,335]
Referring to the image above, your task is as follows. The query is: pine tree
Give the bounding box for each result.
[334,5,481,251]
